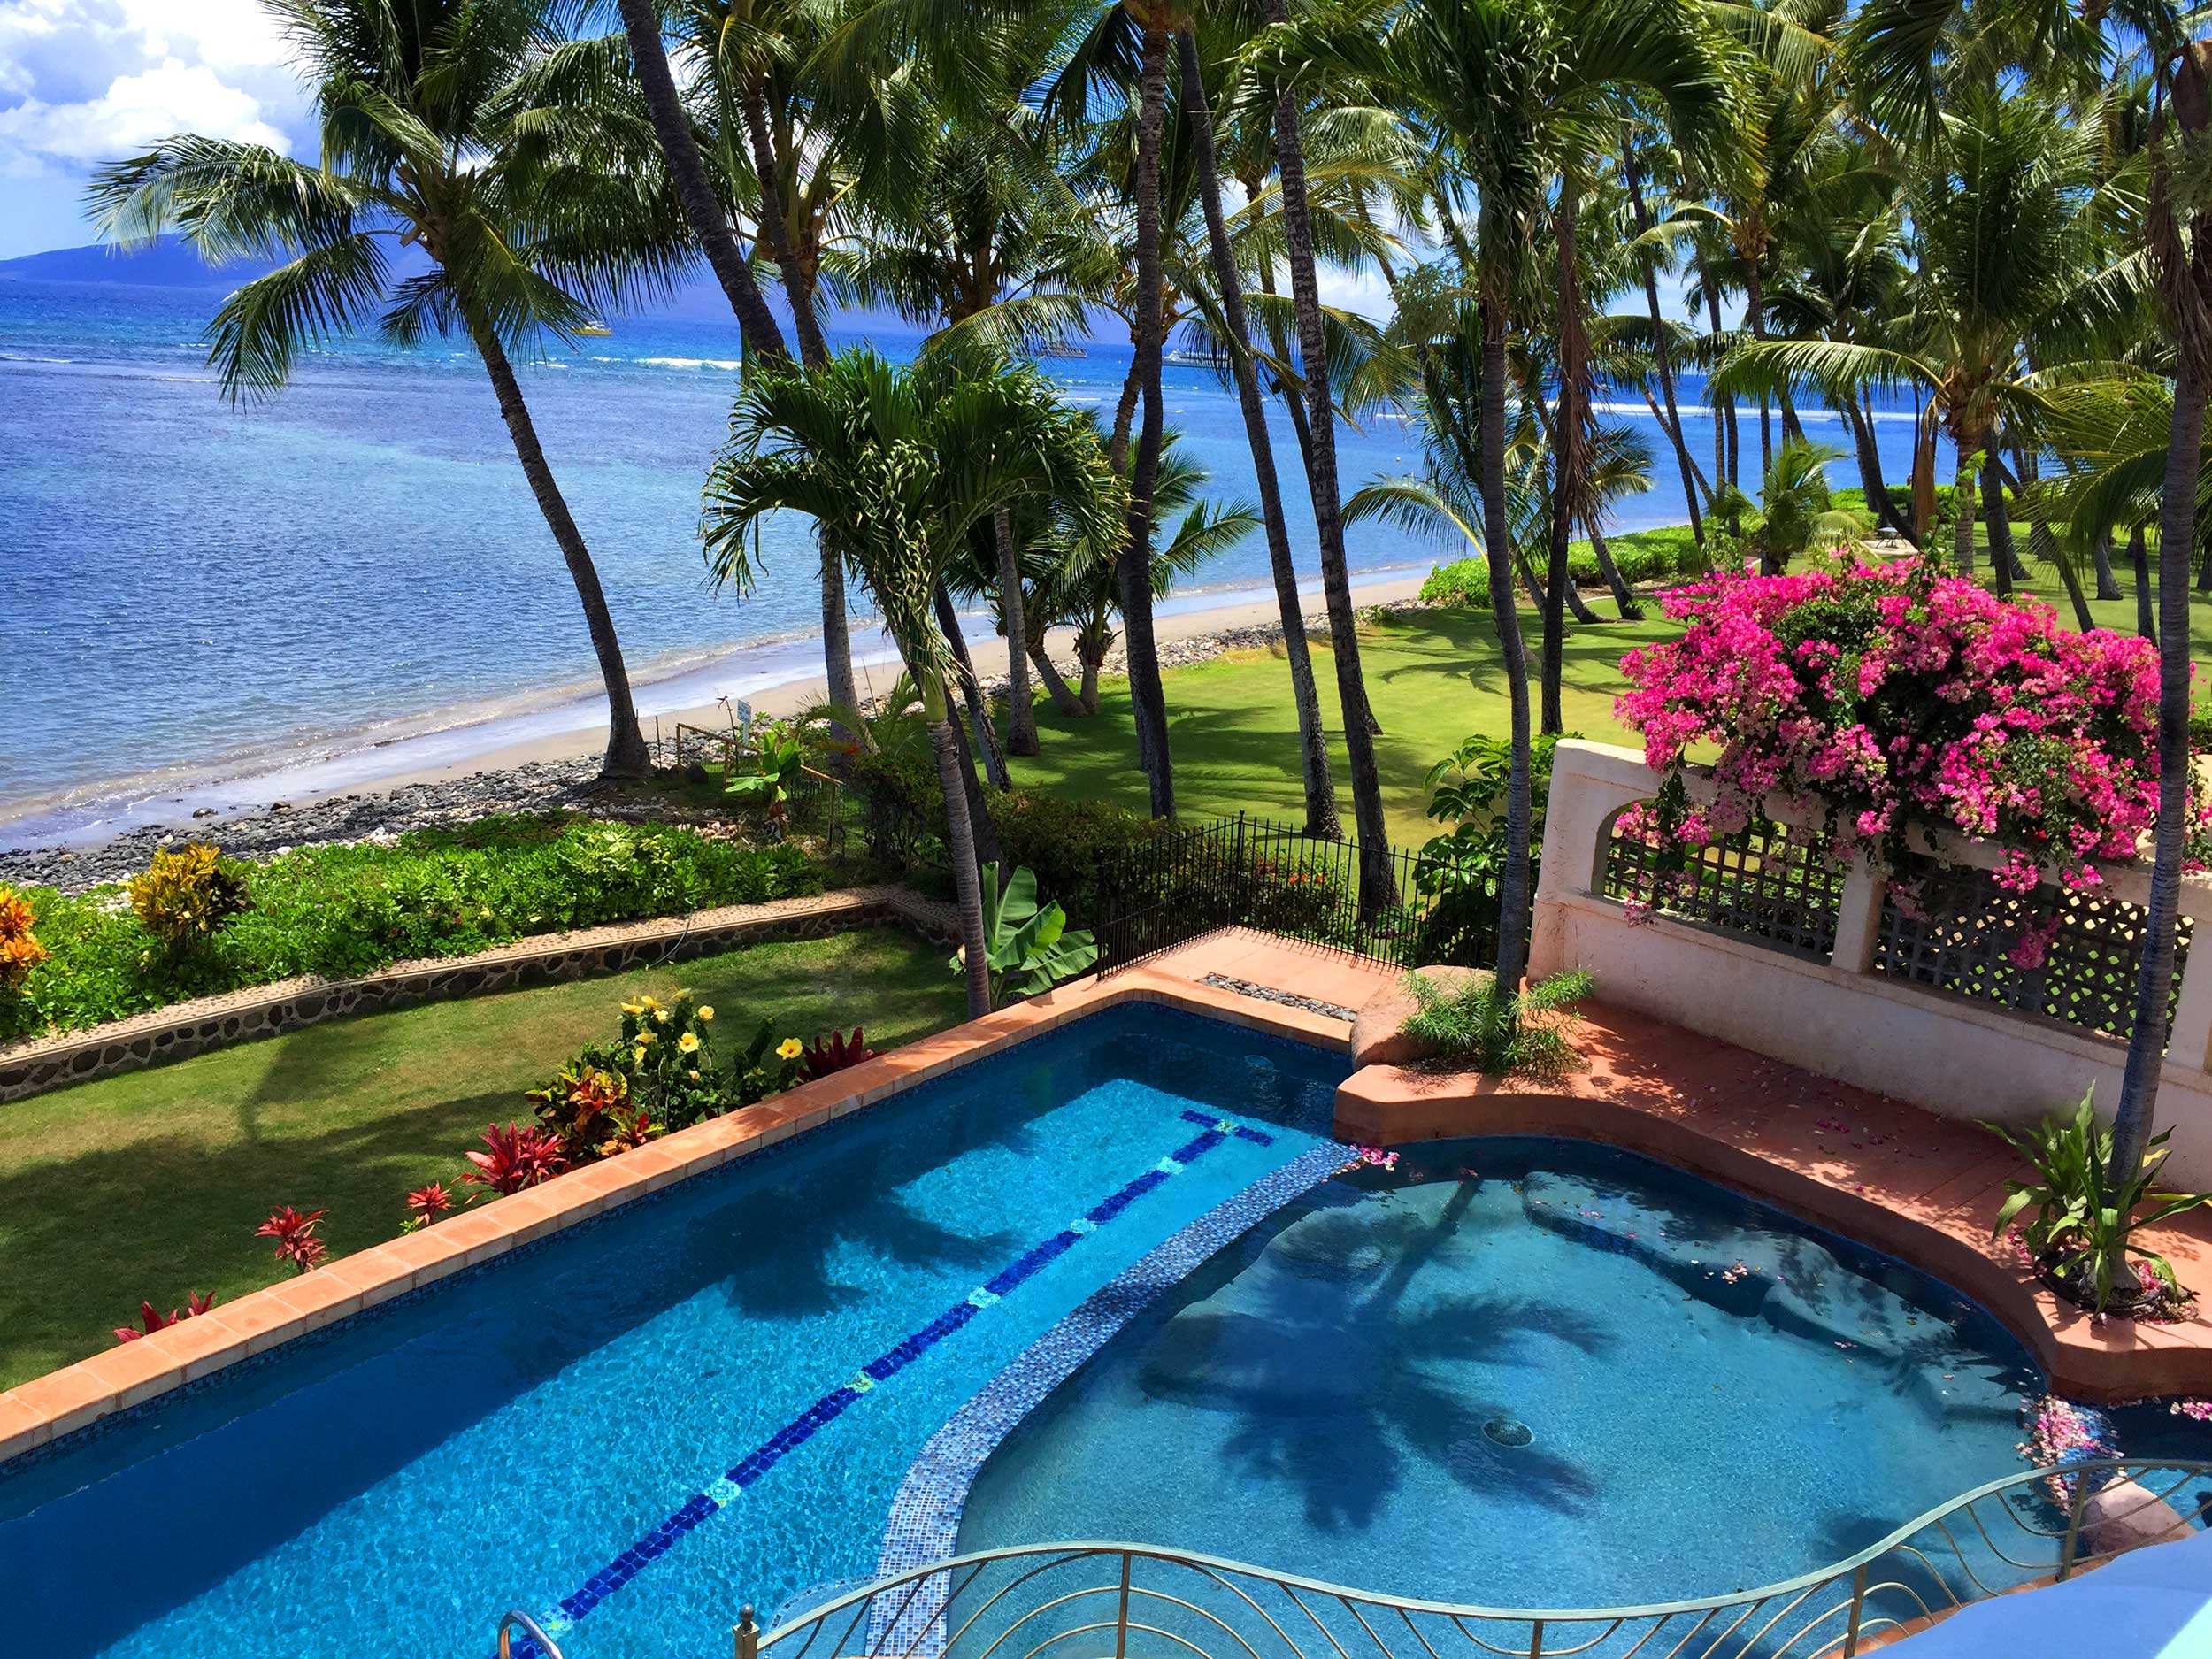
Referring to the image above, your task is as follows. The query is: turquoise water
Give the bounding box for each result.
[0,278,1924,837]
[0,1007,1343,1659]
[961,1137,2044,1609]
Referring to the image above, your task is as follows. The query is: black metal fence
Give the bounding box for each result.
[1089,812,1500,975]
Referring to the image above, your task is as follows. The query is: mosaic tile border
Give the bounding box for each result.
[862,1140,1350,1657]
[504,1110,1284,1657]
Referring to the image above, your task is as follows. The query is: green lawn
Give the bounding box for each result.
[1009,542,2212,850]
[1012,603,1674,847]
[0,929,963,1388]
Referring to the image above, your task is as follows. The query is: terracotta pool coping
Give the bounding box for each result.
[0,966,1349,1468]
[1336,995,2212,1404]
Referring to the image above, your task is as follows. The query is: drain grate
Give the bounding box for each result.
[1482,1417,1534,1448]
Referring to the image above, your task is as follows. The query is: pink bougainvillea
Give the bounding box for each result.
[1615,563,2172,889]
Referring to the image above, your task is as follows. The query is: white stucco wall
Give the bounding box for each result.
[1531,741,2212,1188]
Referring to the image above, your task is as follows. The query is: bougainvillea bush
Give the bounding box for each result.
[1616,562,2167,892]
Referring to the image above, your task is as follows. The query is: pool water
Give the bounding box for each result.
[0,1008,1344,1659]
[960,1137,2044,1607]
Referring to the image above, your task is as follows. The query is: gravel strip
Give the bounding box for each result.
[1198,972,1360,1023]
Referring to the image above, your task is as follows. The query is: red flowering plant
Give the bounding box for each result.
[1616,562,2180,912]
[402,1181,453,1232]
[257,1205,328,1273]
[462,1122,568,1197]
[114,1291,214,1343]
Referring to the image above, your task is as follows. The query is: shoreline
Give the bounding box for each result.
[0,570,1432,892]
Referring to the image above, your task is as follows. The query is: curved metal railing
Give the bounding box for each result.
[498,1608,565,1659]
[733,1460,2212,1659]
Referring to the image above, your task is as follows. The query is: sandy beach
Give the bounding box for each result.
[0,570,1433,884]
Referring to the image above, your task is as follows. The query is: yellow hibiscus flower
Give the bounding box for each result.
[655,1009,672,1024]
[633,1047,649,1066]
[776,1037,803,1061]
[697,1005,714,1022]
[678,1033,700,1055]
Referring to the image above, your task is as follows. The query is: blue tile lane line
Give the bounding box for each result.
[504,1110,1277,1655]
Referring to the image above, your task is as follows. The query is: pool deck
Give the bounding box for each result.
[4,925,2208,1466]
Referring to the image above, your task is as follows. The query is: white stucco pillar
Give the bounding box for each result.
[1828,858,1887,976]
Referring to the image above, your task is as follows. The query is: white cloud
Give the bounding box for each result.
[0,56,287,164]
[0,2,308,241]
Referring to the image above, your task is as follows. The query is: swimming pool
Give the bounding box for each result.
[0,1006,1347,1659]
[959,1136,2044,1608]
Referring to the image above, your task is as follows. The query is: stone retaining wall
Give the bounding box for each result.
[0,886,959,1106]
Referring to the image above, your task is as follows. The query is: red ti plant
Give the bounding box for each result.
[114,1291,214,1343]
[257,1205,328,1274]
[403,1181,453,1231]
[463,1122,568,1197]
[800,1026,877,1081]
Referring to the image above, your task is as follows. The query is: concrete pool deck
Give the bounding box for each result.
[4,925,2208,1466]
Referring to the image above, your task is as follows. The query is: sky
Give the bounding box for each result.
[0,1,1413,323]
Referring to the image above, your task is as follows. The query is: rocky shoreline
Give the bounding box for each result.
[0,600,1432,896]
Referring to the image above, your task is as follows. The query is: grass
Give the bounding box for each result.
[1009,528,2212,850]
[0,928,964,1388]
[1010,602,1671,847]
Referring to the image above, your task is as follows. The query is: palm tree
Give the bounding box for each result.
[611,0,791,360]
[1176,17,1341,836]
[1747,437,1870,568]
[90,0,691,780]
[702,348,1124,1018]
[1249,0,1395,902]
[2109,38,2212,1185]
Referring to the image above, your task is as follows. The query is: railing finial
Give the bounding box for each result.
[736,1602,760,1659]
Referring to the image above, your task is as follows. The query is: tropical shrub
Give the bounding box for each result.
[403,1182,453,1232]
[257,1205,327,1273]
[723,721,807,829]
[128,843,252,954]
[527,991,804,1158]
[0,816,825,1041]
[957,864,1099,1008]
[0,887,48,993]
[1398,968,1595,1078]
[1989,1091,2211,1315]
[113,1291,214,1343]
[1412,732,1567,962]
[987,791,1163,924]
[463,1123,568,1197]
[800,1026,877,1079]
[1617,563,2164,895]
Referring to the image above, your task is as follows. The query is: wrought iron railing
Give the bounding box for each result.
[1089,812,1499,975]
[730,1460,2212,1659]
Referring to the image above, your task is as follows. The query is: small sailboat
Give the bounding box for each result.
[575,319,612,337]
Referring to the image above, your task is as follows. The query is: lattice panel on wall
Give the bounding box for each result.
[1602,810,1846,958]
[1871,852,2191,1040]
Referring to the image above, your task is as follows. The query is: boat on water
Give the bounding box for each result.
[575,319,612,336]
[1164,349,1213,366]
[1032,341,1087,358]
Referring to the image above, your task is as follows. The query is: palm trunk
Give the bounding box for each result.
[612,0,788,363]
[466,312,649,780]
[1952,440,1978,576]
[1983,449,2019,597]
[2112,346,2208,1182]
[1079,655,1102,715]
[1702,273,1738,494]
[1623,145,1703,546]
[1847,396,1904,537]
[1177,27,1339,837]
[1543,174,1591,733]
[2014,448,2092,626]
[734,89,855,718]
[1030,635,1085,716]
[1480,290,1534,995]
[934,585,1010,789]
[2133,525,2156,640]
[1122,26,1176,818]
[994,508,1039,756]
[1266,2,1388,900]
[929,709,993,1019]
[2092,527,2124,602]
[740,90,827,369]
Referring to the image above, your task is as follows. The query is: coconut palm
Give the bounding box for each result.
[702,347,1124,1017]
[1746,437,1870,569]
[89,0,695,780]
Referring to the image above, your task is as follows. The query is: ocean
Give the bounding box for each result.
[0,277,1919,846]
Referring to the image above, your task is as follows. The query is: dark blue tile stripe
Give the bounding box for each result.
[1180,1108,1275,1146]
[506,1106,1278,1655]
